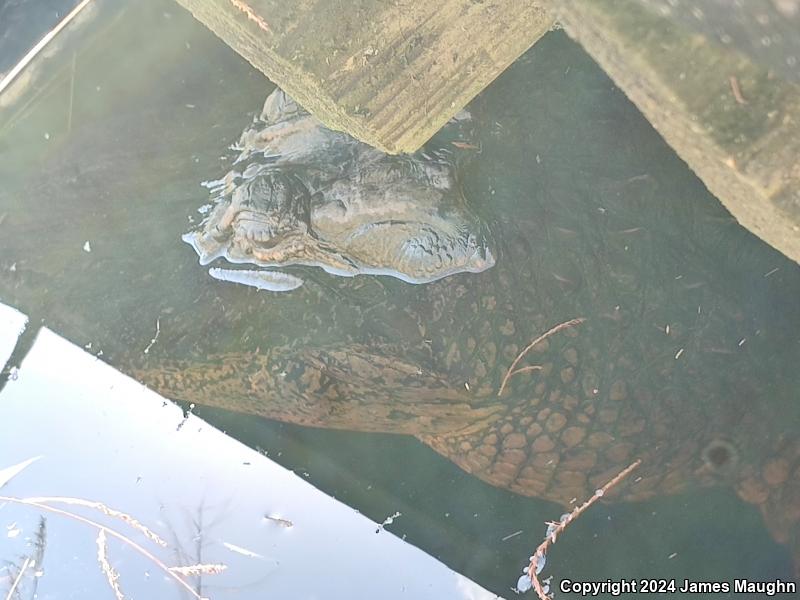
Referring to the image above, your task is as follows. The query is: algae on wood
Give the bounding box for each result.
[544,0,800,264]
[171,0,553,153]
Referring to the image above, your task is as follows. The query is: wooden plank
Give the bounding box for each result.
[172,0,553,153]
[543,0,800,264]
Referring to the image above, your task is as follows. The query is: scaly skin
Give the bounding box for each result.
[134,227,800,573]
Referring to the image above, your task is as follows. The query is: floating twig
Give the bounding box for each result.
[66,52,77,133]
[517,459,642,599]
[501,529,523,542]
[729,76,748,105]
[498,318,585,396]
[263,514,293,528]
[169,563,227,577]
[143,318,160,354]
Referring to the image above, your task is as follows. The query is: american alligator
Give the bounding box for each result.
[183,89,494,289]
[139,210,800,573]
[135,89,800,574]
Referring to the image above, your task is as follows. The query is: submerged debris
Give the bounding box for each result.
[501,529,524,542]
[515,460,641,598]
[143,319,161,355]
[263,514,293,528]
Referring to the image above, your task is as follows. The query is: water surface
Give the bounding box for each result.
[1,1,799,598]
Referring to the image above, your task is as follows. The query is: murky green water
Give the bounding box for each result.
[1,1,799,598]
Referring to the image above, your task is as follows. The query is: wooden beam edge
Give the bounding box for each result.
[173,0,552,153]
[552,2,800,264]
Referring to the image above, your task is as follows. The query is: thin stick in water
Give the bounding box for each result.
[521,459,642,600]
[498,318,585,396]
[143,318,160,354]
[66,52,77,133]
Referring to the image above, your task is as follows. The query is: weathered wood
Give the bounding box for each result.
[171,0,553,153]
[544,0,800,264]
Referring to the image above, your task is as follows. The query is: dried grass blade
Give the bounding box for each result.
[24,496,166,546]
[96,529,125,600]
[508,365,543,377]
[169,564,227,576]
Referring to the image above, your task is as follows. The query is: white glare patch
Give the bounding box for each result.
[516,574,532,593]
[222,541,263,558]
[83,241,91,253]
[208,268,303,292]
[0,457,42,488]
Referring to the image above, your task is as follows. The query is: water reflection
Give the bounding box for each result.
[0,323,499,599]
[0,0,798,596]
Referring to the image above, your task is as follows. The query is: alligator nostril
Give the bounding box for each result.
[702,439,738,472]
[708,445,731,467]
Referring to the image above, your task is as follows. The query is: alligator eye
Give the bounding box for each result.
[702,439,738,472]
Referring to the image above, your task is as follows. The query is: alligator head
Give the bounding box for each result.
[182,89,494,289]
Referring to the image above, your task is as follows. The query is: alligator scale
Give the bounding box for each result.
[140,89,800,574]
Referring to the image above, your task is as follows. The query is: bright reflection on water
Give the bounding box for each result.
[0,323,500,599]
[1,0,799,597]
